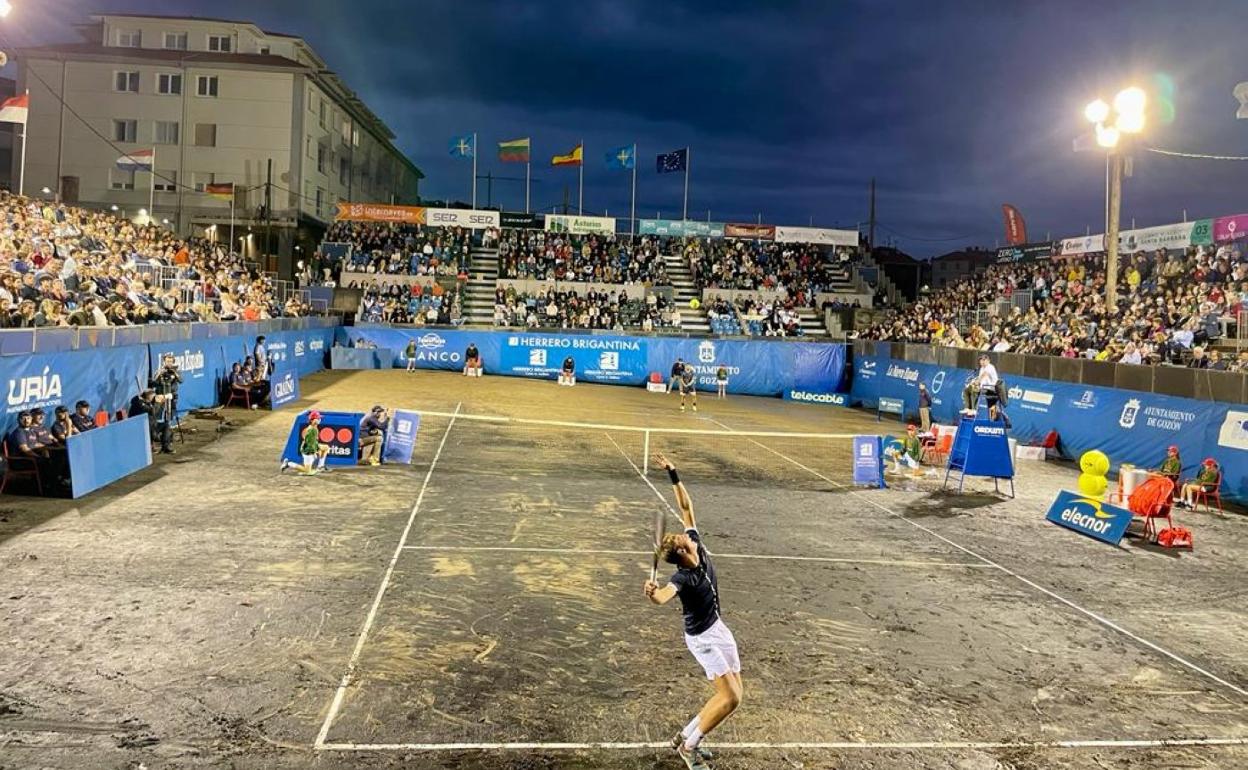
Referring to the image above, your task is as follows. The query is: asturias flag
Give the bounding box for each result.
[551,144,583,167]
[498,138,531,163]
[604,144,635,170]
[448,134,475,158]
[0,93,29,125]
[656,148,687,173]
[116,148,154,171]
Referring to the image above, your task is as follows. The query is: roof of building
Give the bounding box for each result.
[19,42,305,69]
[89,13,298,38]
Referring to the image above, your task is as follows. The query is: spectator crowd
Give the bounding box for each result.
[0,191,310,327]
[686,239,851,307]
[492,285,679,331]
[324,221,472,281]
[357,281,463,326]
[498,231,670,285]
[861,244,1248,370]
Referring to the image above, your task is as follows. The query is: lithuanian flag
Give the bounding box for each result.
[498,137,531,163]
[551,143,583,167]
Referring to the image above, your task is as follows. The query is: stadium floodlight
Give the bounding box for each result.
[1084,99,1110,124]
[0,2,13,19]
[110,204,118,211]
[40,186,51,195]
[1096,123,1121,149]
[1113,87,1146,122]
[138,208,148,217]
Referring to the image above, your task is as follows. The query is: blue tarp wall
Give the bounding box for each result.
[851,352,1248,504]
[339,327,846,397]
[2,325,336,437]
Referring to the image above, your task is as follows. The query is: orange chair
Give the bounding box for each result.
[94,410,109,427]
[923,432,953,467]
[1128,476,1175,543]
[1,442,43,495]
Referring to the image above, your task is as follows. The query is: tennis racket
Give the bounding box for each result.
[649,508,666,583]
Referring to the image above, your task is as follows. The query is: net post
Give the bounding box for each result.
[643,430,650,475]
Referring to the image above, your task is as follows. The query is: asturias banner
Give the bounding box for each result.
[545,214,617,235]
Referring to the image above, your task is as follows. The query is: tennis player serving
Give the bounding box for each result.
[644,453,742,769]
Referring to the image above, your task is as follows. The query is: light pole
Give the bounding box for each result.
[1085,86,1146,308]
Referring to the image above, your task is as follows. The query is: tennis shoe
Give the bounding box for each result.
[676,742,711,769]
[680,406,686,413]
[670,733,713,761]
[692,405,698,412]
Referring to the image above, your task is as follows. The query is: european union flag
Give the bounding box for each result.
[448,134,475,158]
[656,147,687,173]
[604,144,635,170]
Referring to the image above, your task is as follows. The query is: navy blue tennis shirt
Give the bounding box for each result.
[670,528,720,635]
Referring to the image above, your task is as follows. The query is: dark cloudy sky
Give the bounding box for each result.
[10,1,1248,255]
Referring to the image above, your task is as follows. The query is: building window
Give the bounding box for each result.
[317,144,327,174]
[318,100,327,129]
[194,123,217,147]
[306,135,314,159]
[114,71,139,93]
[207,35,232,52]
[196,75,219,97]
[164,32,188,50]
[193,173,216,192]
[154,121,180,145]
[339,157,350,186]
[117,30,141,48]
[110,169,136,190]
[352,127,360,147]
[154,171,176,192]
[316,187,325,215]
[113,119,137,143]
[259,45,271,55]
[157,73,182,95]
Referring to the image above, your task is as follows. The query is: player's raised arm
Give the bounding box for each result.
[654,453,696,530]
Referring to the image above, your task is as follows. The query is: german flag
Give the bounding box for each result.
[551,144,583,167]
[205,182,235,201]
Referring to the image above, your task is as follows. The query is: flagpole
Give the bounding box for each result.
[229,188,235,256]
[17,108,27,197]
[578,140,584,214]
[471,132,478,209]
[525,160,531,214]
[682,146,690,221]
[149,147,156,224]
[630,143,637,242]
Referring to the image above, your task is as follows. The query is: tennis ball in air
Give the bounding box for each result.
[1079,450,1110,477]
[689,298,701,310]
[1077,472,1108,498]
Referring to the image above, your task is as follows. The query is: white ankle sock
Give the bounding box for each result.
[683,727,704,750]
[681,716,700,738]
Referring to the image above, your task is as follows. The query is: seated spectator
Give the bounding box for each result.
[1156,445,1182,493]
[1177,458,1220,509]
[70,400,97,432]
[50,405,78,445]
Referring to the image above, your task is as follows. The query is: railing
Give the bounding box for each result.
[0,316,340,356]
[853,339,1248,404]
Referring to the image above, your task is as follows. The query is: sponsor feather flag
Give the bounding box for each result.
[0,93,28,124]
[1001,204,1027,246]
[116,148,154,171]
[498,137,530,163]
[551,143,583,167]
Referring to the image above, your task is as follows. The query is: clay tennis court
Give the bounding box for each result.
[2,369,1245,769]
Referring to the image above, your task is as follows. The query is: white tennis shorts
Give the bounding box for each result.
[301,453,316,467]
[685,618,741,680]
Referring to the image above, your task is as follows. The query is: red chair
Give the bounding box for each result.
[1,443,43,495]
[94,410,109,427]
[225,384,252,409]
[923,432,953,467]
[1190,470,1224,515]
[1128,476,1175,543]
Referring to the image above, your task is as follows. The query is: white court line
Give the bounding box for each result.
[317,737,1248,752]
[312,402,461,749]
[409,407,857,439]
[705,417,1248,700]
[399,544,993,570]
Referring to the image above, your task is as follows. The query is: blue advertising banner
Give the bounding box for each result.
[67,415,153,499]
[340,328,846,398]
[382,409,421,464]
[2,346,149,439]
[784,389,847,406]
[280,410,363,467]
[851,354,1248,504]
[1045,489,1133,546]
[270,362,301,410]
[638,219,726,238]
[852,435,884,487]
[148,338,229,411]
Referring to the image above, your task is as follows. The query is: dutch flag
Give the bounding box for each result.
[116,148,154,171]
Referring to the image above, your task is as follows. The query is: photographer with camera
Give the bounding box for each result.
[129,388,174,454]
[148,353,183,454]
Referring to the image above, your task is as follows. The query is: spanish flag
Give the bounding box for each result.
[551,143,583,167]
